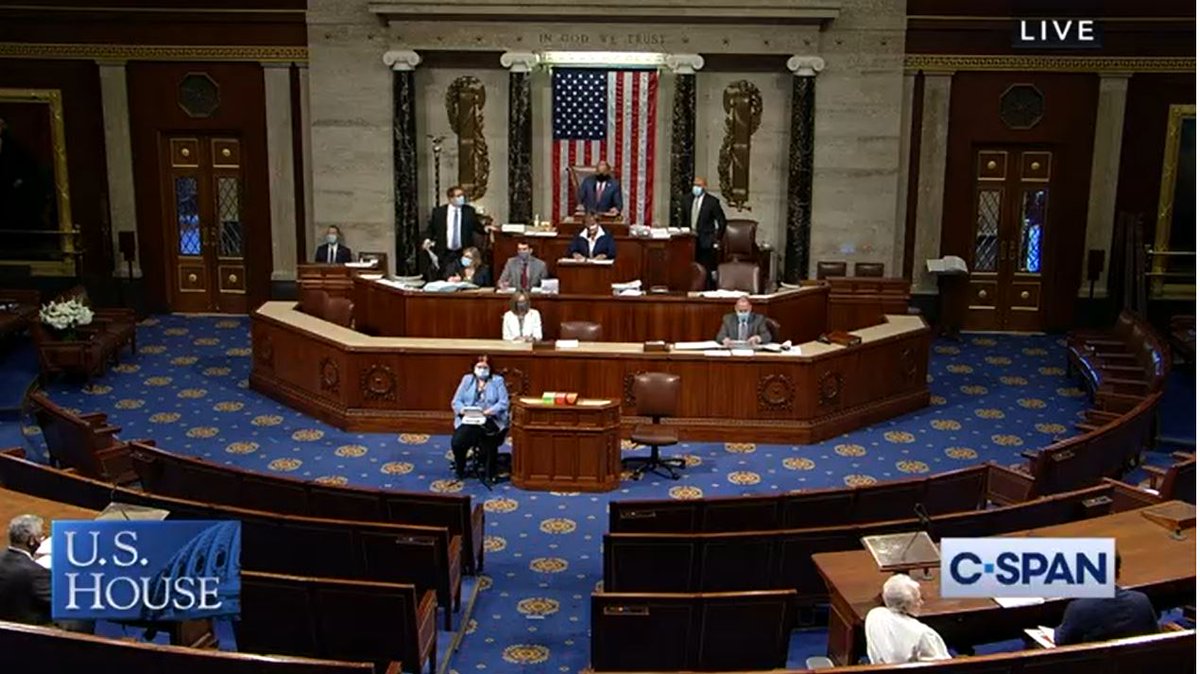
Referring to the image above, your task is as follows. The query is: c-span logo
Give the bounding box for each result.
[51,520,241,621]
[940,538,1114,599]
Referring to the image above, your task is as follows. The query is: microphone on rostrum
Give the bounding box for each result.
[898,503,931,569]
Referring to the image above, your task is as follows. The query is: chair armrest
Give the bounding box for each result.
[382,663,404,674]
[78,411,108,426]
[1020,450,1039,460]
[1084,410,1120,424]
[93,425,123,438]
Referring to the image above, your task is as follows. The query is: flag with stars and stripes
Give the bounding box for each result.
[551,68,659,226]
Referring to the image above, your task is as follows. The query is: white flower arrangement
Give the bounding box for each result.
[39,298,94,332]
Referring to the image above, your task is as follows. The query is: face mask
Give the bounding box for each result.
[736,310,750,320]
[596,172,608,181]
[692,185,704,197]
[516,302,529,312]
[326,234,338,245]
[474,366,489,379]
[518,250,531,260]
[461,256,473,267]
[452,195,465,207]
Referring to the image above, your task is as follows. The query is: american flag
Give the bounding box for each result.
[552,68,659,226]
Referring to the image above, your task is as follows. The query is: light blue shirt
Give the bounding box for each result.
[450,373,510,430]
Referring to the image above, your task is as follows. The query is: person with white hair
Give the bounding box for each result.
[864,573,952,664]
[0,514,51,626]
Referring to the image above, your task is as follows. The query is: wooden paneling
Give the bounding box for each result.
[128,61,271,313]
[0,59,110,279]
[491,231,696,291]
[940,72,1098,331]
[249,302,931,443]
[511,399,621,492]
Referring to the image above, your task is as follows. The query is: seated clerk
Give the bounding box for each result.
[501,291,542,342]
[715,296,772,346]
[1054,552,1159,645]
[444,246,491,286]
[566,214,617,261]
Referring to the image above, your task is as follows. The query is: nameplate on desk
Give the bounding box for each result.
[643,341,668,353]
[558,258,615,266]
[501,223,527,233]
[555,339,580,349]
[532,340,556,351]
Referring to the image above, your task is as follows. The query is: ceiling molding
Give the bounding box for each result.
[0,42,307,62]
[905,54,1194,73]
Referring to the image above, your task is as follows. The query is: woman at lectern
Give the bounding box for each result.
[501,291,543,342]
[449,355,510,484]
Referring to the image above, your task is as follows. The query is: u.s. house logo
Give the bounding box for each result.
[51,520,241,621]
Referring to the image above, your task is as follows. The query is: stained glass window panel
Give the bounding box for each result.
[974,189,1002,272]
[216,176,243,258]
[1020,188,1047,273]
[176,176,200,256]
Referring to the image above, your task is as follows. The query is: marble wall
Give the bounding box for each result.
[307,0,907,279]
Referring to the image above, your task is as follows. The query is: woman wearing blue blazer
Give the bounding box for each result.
[450,355,510,482]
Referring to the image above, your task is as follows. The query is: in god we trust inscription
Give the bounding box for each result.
[538,32,669,48]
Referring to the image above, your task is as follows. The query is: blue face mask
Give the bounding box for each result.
[692,185,704,197]
[325,233,339,245]
[737,310,750,320]
[461,256,473,267]
[452,195,466,207]
[474,366,489,379]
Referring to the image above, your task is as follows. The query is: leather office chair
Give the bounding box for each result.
[721,219,759,263]
[299,288,328,318]
[567,165,621,216]
[854,261,885,277]
[816,261,848,280]
[622,372,685,480]
[560,321,603,341]
[324,297,355,329]
[765,317,782,343]
[358,251,389,274]
[688,262,708,291]
[717,262,762,294]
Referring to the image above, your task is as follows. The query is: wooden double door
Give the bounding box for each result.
[162,135,248,313]
[964,147,1053,332]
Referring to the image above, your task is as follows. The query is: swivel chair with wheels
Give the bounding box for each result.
[621,372,685,480]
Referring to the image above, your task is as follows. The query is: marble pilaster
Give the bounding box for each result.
[385,49,422,274]
[784,55,824,282]
[1081,72,1131,297]
[912,71,953,293]
[666,54,703,229]
[263,62,298,281]
[502,51,538,224]
[892,70,916,279]
[97,60,139,277]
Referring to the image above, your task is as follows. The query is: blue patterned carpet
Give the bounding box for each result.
[0,315,1143,671]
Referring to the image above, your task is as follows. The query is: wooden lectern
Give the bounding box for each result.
[511,397,621,492]
[556,260,619,295]
[861,531,940,580]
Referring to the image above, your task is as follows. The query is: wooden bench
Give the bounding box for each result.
[0,289,39,343]
[129,441,485,574]
[603,482,1120,604]
[28,390,140,485]
[590,590,796,672]
[609,464,988,533]
[1068,310,1169,397]
[0,619,377,674]
[237,571,437,674]
[0,449,462,631]
[1143,452,1197,504]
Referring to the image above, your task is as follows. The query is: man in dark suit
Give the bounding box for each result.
[1054,552,1159,645]
[684,177,727,285]
[424,185,486,274]
[576,161,623,217]
[0,514,51,626]
[567,214,617,260]
[314,225,353,264]
[715,296,772,346]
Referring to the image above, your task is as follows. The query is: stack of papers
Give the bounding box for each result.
[558,258,615,265]
[344,260,376,269]
[501,223,527,233]
[674,340,722,351]
[461,406,486,426]
[612,280,643,291]
[993,596,1046,608]
[1024,626,1056,649]
[535,279,560,294]
[699,289,749,298]
[555,339,580,349]
[649,228,671,239]
[423,281,478,293]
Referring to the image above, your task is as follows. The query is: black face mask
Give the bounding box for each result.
[596,172,608,181]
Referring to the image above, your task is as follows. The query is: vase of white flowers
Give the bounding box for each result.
[39,298,94,342]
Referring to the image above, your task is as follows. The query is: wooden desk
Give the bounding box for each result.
[491,230,696,290]
[511,398,621,492]
[251,302,930,443]
[0,486,98,524]
[353,277,830,344]
[813,503,1198,665]
[555,260,618,295]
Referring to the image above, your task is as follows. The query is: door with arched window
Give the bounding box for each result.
[965,148,1051,332]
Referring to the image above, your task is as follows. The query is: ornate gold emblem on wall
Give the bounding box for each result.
[718,80,761,212]
[445,76,489,201]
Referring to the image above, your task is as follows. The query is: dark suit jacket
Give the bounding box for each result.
[427,204,485,265]
[577,176,623,214]
[715,311,772,343]
[684,192,727,250]
[314,242,353,264]
[443,260,492,287]
[0,548,52,626]
[1054,587,1159,645]
[566,231,618,260]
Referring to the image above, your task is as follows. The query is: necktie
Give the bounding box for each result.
[520,263,528,289]
[691,195,702,230]
[327,245,334,264]
[738,319,747,342]
[595,180,603,204]
[450,208,461,250]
